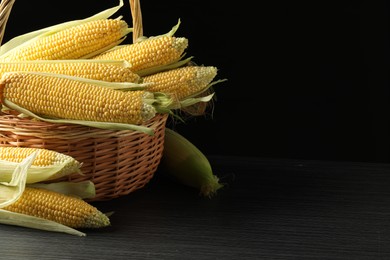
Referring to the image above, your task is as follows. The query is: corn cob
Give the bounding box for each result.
[0,72,160,125]
[0,60,141,83]
[91,36,188,74]
[3,187,110,228]
[0,146,82,183]
[0,18,131,61]
[143,66,218,102]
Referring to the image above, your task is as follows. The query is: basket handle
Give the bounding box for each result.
[0,0,15,46]
[129,0,143,43]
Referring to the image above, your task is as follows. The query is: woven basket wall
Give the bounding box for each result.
[0,0,167,201]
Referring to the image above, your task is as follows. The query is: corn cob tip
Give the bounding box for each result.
[84,210,111,229]
[142,65,218,103]
[196,66,218,84]
[173,37,189,55]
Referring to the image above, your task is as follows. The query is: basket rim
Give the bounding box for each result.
[0,112,168,138]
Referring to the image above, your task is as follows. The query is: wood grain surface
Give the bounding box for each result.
[1,156,390,259]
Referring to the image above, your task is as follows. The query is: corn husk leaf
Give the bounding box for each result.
[0,151,37,208]
[0,0,126,56]
[28,181,96,199]
[178,93,215,109]
[0,209,86,236]
[133,18,181,44]
[137,56,193,77]
[0,160,81,184]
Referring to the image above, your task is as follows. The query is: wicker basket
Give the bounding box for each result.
[0,0,168,201]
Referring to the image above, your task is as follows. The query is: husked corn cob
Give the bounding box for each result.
[0,19,130,61]
[0,61,141,83]
[143,66,218,101]
[0,146,81,183]
[91,36,188,73]
[0,72,157,125]
[3,187,110,228]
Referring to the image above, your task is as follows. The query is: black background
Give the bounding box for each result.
[2,0,389,163]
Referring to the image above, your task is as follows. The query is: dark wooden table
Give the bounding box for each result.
[1,156,390,259]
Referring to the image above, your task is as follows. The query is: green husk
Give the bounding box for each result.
[27,181,96,199]
[0,209,86,236]
[136,56,193,77]
[168,78,226,111]
[178,93,215,109]
[160,128,224,197]
[0,0,127,58]
[134,18,181,43]
[0,151,37,208]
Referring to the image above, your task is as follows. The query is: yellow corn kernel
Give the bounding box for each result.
[0,146,82,183]
[0,19,130,61]
[3,187,110,228]
[0,72,156,125]
[143,66,218,101]
[91,36,188,73]
[0,61,141,83]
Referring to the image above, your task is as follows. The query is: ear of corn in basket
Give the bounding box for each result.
[0,60,141,83]
[160,128,224,198]
[91,19,190,76]
[0,71,172,134]
[142,65,219,108]
[0,146,82,184]
[0,0,130,61]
